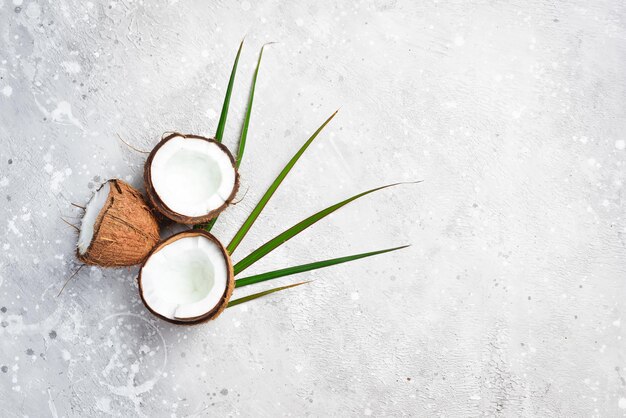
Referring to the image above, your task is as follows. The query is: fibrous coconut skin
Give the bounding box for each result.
[77,179,160,267]
[144,133,240,225]
[138,230,234,325]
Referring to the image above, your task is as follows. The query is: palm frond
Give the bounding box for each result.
[235,245,409,288]
[226,110,339,253]
[233,181,420,275]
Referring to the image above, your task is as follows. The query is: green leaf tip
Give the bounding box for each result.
[235,244,410,288]
[227,109,340,254]
[215,39,244,143]
[197,42,271,233]
[236,42,273,169]
[227,281,311,308]
[233,181,420,275]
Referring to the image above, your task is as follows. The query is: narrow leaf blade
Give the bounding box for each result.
[233,181,419,275]
[199,43,268,233]
[215,39,244,142]
[227,281,310,308]
[235,245,409,288]
[236,43,270,169]
[227,110,339,254]
[195,40,243,231]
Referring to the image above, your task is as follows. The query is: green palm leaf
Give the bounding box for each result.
[236,42,272,168]
[215,39,244,143]
[199,211,219,232]
[233,181,419,275]
[227,281,310,308]
[227,110,339,254]
[200,42,267,232]
[235,245,409,288]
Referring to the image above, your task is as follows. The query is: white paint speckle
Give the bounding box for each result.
[2,86,12,97]
[616,140,625,150]
[351,292,359,300]
[7,220,21,236]
[25,2,41,19]
[12,0,22,6]
[206,108,217,119]
[619,398,626,409]
[50,170,70,192]
[96,397,112,413]
[454,36,465,46]
[50,101,83,129]
[61,61,82,74]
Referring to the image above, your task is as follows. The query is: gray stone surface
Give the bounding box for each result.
[1,0,626,416]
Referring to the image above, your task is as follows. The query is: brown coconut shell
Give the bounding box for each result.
[137,229,235,325]
[144,133,240,225]
[77,179,160,267]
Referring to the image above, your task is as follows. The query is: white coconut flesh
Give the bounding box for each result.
[77,181,110,255]
[150,136,236,217]
[141,235,229,321]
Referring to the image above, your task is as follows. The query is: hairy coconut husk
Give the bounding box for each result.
[143,133,240,225]
[78,179,160,267]
[137,229,235,325]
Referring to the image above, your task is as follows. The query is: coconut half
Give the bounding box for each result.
[77,179,160,266]
[138,230,234,324]
[144,133,239,224]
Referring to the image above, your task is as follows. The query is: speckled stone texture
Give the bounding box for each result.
[1,0,625,416]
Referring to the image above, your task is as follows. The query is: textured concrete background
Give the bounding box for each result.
[1,0,626,416]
